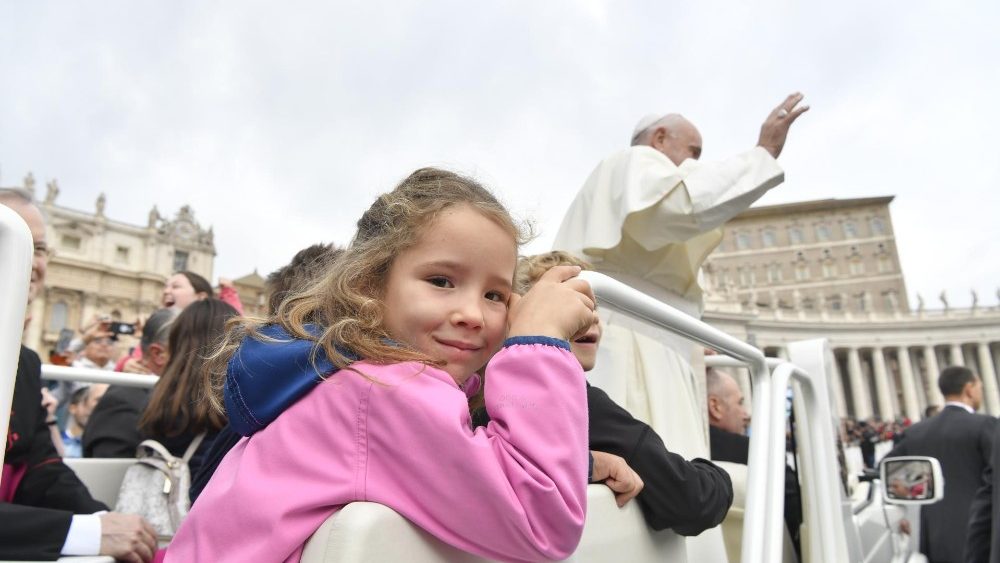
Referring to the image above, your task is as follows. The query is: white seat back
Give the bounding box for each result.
[301,485,686,563]
[63,457,135,508]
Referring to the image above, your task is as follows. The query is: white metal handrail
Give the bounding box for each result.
[41,364,158,388]
[0,205,33,474]
[579,271,775,563]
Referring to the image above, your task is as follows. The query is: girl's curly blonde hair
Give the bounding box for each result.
[205,167,530,412]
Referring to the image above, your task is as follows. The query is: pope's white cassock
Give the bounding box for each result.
[553,144,783,460]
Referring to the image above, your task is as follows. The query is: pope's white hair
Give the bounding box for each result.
[630,113,689,146]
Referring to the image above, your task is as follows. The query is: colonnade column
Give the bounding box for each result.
[950,343,966,367]
[923,346,944,406]
[977,342,1000,416]
[871,347,895,420]
[847,347,872,420]
[896,347,921,421]
[827,347,848,419]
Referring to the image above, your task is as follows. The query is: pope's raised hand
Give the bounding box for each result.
[507,265,597,343]
[758,92,809,158]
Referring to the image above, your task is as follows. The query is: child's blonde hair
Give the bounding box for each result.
[206,168,529,411]
[514,250,592,295]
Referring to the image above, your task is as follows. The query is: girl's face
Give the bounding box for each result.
[382,205,516,384]
[162,273,206,310]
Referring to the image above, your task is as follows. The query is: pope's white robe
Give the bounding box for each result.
[553,144,783,453]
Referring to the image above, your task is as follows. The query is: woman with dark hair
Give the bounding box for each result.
[161,271,243,314]
[116,271,243,372]
[161,271,213,310]
[137,299,238,475]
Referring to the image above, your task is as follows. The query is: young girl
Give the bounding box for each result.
[166,168,597,562]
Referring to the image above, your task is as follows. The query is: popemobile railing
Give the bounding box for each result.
[0,205,33,473]
[40,365,158,389]
[577,271,780,563]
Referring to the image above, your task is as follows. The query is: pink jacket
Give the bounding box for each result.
[166,340,588,562]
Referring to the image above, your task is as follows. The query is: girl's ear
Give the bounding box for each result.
[196,292,209,301]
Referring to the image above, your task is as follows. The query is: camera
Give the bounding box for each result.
[108,321,136,340]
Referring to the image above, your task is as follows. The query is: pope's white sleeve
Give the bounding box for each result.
[624,146,784,246]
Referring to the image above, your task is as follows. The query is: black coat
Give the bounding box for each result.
[1,346,107,560]
[966,426,1000,563]
[82,385,150,458]
[83,384,217,477]
[708,425,803,546]
[584,384,733,535]
[886,404,997,563]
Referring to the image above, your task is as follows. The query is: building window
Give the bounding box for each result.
[795,262,810,281]
[822,260,837,278]
[767,263,782,283]
[842,220,858,239]
[61,235,81,250]
[762,230,777,248]
[816,224,831,241]
[48,301,68,332]
[173,250,189,272]
[856,292,868,312]
[870,217,885,235]
[829,295,843,311]
[788,227,804,245]
[736,233,751,250]
[883,290,899,311]
[877,254,892,273]
[849,258,865,275]
[115,246,130,264]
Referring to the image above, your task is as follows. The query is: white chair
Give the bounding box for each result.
[301,485,686,563]
[62,458,136,508]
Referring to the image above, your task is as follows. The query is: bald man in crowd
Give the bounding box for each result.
[706,369,802,553]
[1,188,157,561]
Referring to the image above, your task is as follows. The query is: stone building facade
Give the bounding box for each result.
[704,196,999,423]
[704,196,909,315]
[13,173,216,354]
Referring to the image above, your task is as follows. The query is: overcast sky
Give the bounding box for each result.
[2,1,997,309]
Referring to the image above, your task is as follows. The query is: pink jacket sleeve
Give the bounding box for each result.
[363,341,589,561]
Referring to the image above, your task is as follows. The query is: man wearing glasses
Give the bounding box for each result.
[1,187,157,562]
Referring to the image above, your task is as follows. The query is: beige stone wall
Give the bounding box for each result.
[704,198,909,315]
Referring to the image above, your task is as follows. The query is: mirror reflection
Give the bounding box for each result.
[884,459,934,501]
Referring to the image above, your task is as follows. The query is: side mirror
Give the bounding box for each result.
[879,456,944,505]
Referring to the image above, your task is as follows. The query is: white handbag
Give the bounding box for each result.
[114,433,206,538]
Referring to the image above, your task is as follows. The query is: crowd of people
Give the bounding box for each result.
[7,91,996,563]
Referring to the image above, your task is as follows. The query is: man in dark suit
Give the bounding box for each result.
[2,188,157,561]
[886,365,997,563]
[966,425,1000,563]
[706,369,803,553]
